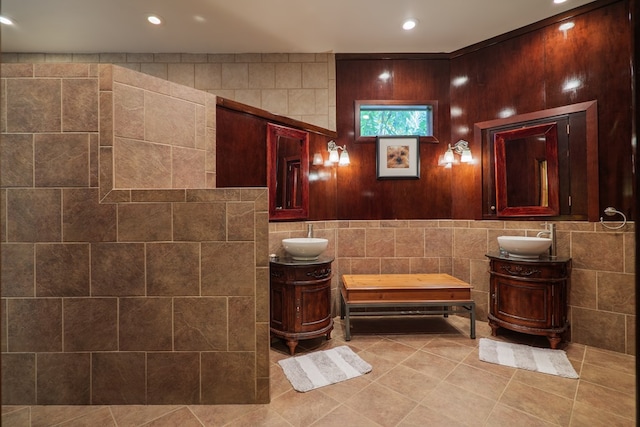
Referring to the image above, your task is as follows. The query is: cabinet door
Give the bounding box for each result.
[493,276,553,329]
[270,281,290,331]
[295,282,332,332]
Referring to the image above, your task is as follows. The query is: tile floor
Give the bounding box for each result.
[2,316,636,426]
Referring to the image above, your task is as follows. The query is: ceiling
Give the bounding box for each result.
[1,0,596,54]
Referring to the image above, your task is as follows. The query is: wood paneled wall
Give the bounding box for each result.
[336,0,634,221]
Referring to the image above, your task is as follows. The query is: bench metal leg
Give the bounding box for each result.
[469,302,476,339]
[341,293,352,341]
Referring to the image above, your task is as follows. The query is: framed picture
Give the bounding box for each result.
[376,136,420,179]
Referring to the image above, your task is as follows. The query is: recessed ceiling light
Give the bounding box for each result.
[402,19,418,31]
[554,0,567,4]
[147,15,163,25]
[0,16,15,25]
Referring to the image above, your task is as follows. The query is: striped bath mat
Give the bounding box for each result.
[479,338,579,379]
[278,345,372,392]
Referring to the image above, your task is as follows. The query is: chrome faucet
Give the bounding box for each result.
[307,224,313,238]
[536,222,557,257]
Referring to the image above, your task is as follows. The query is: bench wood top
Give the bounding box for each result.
[341,273,473,303]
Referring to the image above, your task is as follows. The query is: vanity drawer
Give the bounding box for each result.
[491,259,569,280]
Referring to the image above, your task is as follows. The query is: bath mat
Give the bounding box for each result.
[278,345,372,392]
[479,338,578,379]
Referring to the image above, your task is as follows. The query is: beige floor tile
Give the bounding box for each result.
[312,404,385,427]
[223,407,291,427]
[142,407,203,427]
[579,363,635,395]
[420,382,497,426]
[344,382,418,426]
[400,348,459,380]
[376,364,442,402]
[570,401,636,427]
[364,339,420,363]
[511,369,579,400]
[485,404,558,426]
[109,405,183,427]
[398,403,468,427]
[574,381,636,420]
[57,407,116,426]
[583,347,635,375]
[269,388,340,426]
[444,363,510,401]
[421,339,476,362]
[188,404,265,426]
[499,380,574,426]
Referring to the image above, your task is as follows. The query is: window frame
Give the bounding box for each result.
[355,100,439,143]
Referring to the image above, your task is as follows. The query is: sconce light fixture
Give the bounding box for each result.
[327,141,350,166]
[441,139,472,167]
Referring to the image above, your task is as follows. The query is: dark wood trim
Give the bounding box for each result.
[336,53,450,61]
[216,97,337,139]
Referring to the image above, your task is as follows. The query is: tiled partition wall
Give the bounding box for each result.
[270,220,636,355]
[2,52,336,132]
[1,63,270,405]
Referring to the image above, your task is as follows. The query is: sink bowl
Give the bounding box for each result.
[497,236,552,259]
[282,237,329,260]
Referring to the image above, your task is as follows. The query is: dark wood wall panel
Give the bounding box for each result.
[335,59,452,219]
[333,0,632,221]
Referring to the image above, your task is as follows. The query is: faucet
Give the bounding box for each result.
[307,224,313,238]
[536,222,557,257]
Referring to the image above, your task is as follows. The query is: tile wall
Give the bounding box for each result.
[1,52,336,132]
[1,63,270,405]
[270,219,636,355]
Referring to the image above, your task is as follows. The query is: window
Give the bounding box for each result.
[355,100,438,142]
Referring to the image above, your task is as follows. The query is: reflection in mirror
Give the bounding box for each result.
[494,123,559,217]
[267,123,309,221]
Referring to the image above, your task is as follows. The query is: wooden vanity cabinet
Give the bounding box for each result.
[486,254,571,349]
[269,256,334,355]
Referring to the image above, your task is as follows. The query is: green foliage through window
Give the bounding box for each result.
[359,104,433,137]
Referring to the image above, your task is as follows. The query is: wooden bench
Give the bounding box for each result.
[340,273,476,341]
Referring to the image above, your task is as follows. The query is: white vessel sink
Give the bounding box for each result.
[282,237,329,260]
[497,236,552,259]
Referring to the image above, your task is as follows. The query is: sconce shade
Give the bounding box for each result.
[339,149,350,166]
[329,149,340,163]
[460,147,472,163]
[312,152,324,165]
[443,146,455,163]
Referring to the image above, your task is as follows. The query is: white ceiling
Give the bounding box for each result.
[1,0,596,54]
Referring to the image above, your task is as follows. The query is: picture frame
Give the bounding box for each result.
[376,136,420,179]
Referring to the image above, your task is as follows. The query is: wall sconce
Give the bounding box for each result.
[327,140,350,166]
[440,139,472,167]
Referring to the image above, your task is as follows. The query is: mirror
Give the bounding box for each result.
[267,123,309,220]
[476,101,599,221]
[494,123,559,217]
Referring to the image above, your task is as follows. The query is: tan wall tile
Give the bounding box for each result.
[201,352,256,404]
[572,232,624,271]
[338,228,366,257]
[201,242,256,296]
[6,79,61,132]
[113,83,145,140]
[145,91,196,148]
[173,202,226,241]
[228,202,257,241]
[6,189,61,242]
[7,298,62,352]
[571,307,626,353]
[91,243,145,296]
[366,228,395,257]
[261,89,289,115]
[146,242,200,296]
[221,63,248,89]
[453,227,487,259]
[92,352,145,404]
[36,353,90,405]
[117,203,172,241]
[35,243,90,297]
[0,244,34,297]
[288,89,316,115]
[174,297,227,351]
[147,352,200,404]
[229,296,256,351]
[113,137,172,188]
[1,353,36,404]
[194,63,221,90]
[597,271,635,315]
[302,62,328,88]
[249,63,275,89]
[425,228,452,257]
[119,297,172,351]
[140,62,168,80]
[172,147,206,189]
[62,79,99,131]
[168,63,195,87]
[64,298,117,351]
[35,133,90,187]
[0,133,33,187]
